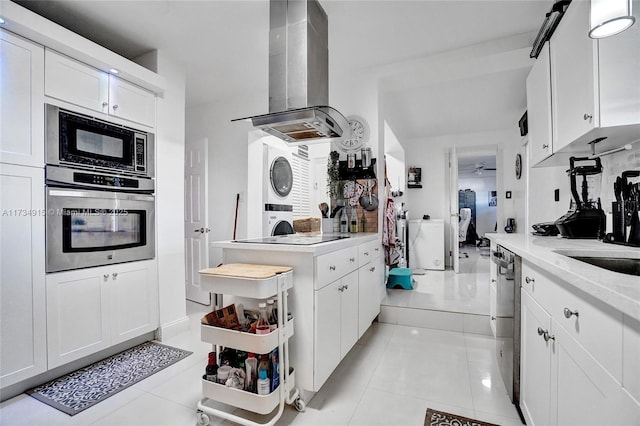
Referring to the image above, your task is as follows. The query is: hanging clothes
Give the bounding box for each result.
[382,196,396,266]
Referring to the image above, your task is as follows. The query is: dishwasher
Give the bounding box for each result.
[491,245,522,413]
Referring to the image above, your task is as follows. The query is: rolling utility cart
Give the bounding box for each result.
[196,263,304,426]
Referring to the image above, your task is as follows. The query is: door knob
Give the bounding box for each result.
[563,308,579,318]
[542,144,549,149]
[583,113,592,121]
[112,104,119,112]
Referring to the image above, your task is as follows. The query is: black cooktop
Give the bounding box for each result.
[233,235,350,245]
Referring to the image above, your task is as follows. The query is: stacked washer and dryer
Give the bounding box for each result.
[263,144,295,236]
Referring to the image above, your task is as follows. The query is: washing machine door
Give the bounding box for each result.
[270,156,293,197]
[273,220,294,236]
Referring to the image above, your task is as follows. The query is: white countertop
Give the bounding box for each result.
[212,233,379,256]
[487,233,640,321]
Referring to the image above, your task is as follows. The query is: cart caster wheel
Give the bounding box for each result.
[196,411,210,426]
[294,398,306,412]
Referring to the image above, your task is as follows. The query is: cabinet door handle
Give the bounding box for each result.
[350,257,355,262]
[542,144,549,149]
[583,113,592,121]
[491,278,496,283]
[112,104,119,112]
[525,276,535,284]
[364,252,369,256]
[329,265,336,271]
[374,247,379,252]
[370,267,375,272]
[343,284,349,290]
[563,308,579,318]
[338,285,344,292]
[102,102,108,108]
[112,272,118,279]
[491,316,496,321]
[103,274,109,281]
[537,327,555,342]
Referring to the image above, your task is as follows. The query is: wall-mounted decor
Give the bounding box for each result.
[489,190,498,206]
[408,167,422,188]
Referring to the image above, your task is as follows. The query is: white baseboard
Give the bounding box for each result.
[156,316,190,341]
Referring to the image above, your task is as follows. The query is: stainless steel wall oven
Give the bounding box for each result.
[45,105,155,273]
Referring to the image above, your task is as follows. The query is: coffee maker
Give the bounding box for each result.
[609,170,640,247]
[555,157,606,239]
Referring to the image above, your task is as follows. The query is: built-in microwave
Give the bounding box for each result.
[46,104,154,177]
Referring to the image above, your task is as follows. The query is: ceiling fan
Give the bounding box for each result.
[461,162,496,175]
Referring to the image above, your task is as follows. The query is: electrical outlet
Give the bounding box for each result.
[554,189,560,202]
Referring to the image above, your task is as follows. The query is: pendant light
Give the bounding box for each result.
[589,0,636,38]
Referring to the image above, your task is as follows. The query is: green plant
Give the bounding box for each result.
[327,150,341,199]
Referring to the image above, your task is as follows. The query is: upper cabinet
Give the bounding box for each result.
[526,42,553,166]
[45,49,156,128]
[549,0,598,151]
[527,0,640,167]
[0,30,45,168]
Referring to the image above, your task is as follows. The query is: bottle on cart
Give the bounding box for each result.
[256,302,271,335]
[257,369,270,395]
[205,351,218,382]
[266,299,277,332]
[245,352,258,393]
[258,354,270,379]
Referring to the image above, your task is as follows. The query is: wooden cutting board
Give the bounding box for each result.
[199,263,292,279]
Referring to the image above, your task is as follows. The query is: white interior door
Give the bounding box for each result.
[185,137,210,305]
[449,147,460,273]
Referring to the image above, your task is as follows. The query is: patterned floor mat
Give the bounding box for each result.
[425,408,499,426]
[27,341,192,416]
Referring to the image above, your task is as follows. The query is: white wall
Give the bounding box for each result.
[458,175,497,236]
[185,92,266,266]
[136,50,188,339]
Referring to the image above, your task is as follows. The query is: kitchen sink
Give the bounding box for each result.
[554,250,640,276]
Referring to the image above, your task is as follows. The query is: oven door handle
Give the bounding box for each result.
[48,188,154,202]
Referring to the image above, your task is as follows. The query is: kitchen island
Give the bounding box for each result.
[488,233,640,426]
[210,233,384,401]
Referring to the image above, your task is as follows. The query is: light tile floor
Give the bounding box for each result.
[383,244,492,315]
[1,247,523,426]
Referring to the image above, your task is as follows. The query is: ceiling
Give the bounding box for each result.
[13,0,552,150]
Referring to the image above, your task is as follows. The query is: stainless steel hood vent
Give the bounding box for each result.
[233,0,350,144]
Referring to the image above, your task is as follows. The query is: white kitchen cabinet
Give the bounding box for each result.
[108,75,156,127]
[45,49,156,128]
[552,322,639,426]
[550,1,597,151]
[314,270,358,389]
[0,164,47,388]
[549,0,640,154]
[45,48,109,114]
[46,259,158,368]
[520,260,640,425]
[526,42,553,166]
[0,29,45,168]
[357,249,383,338]
[520,290,552,426]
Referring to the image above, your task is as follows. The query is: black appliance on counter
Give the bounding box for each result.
[555,156,606,239]
[608,170,640,247]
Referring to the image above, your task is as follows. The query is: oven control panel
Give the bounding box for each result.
[74,172,139,189]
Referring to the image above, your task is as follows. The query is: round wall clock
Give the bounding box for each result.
[338,116,369,152]
[515,154,522,180]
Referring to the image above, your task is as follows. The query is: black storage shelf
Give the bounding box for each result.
[338,158,376,180]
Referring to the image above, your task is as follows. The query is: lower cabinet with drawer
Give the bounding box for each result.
[520,260,639,425]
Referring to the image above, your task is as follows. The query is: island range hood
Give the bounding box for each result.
[233,0,350,144]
